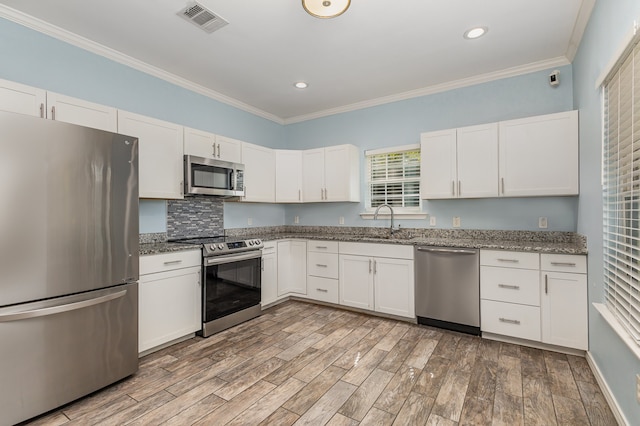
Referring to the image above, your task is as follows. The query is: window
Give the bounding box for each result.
[602,37,640,345]
[365,145,421,212]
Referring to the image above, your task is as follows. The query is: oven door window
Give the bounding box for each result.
[204,256,261,322]
[192,164,232,190]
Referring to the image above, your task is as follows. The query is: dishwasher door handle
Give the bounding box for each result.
[416,247,477,255]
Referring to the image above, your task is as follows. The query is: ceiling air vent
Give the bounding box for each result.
[177,2,228,33]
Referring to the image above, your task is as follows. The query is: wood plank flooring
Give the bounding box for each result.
[25,300,617,425]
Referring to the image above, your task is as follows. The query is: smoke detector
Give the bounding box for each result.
[177,2,228,33]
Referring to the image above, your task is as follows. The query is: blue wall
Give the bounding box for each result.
[573,0,640,423]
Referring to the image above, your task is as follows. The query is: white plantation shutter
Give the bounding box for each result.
[603,38,640,344]
[366,145,421,211]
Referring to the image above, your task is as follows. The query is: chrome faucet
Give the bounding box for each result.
[374,203,395,235]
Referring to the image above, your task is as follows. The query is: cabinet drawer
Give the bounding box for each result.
[481,299,541,341]
[541,254,587,273]
[308,240,339,253]
[262,241,277,253]
[308,252,339,279]
[339,242,413,259]
[480,250,539,269]
[140,250,201,275]
[481,266,540,306]
[307,276,339,304]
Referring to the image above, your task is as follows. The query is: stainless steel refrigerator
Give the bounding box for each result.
[0,111,139,425]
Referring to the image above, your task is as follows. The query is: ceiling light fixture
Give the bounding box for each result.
[302,0,351,19]
[463,27,488,40]
[294,82,308,89]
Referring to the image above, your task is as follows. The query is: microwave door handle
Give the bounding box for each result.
[230,170,235,190]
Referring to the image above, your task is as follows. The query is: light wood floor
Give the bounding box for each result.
[26,300,616,426]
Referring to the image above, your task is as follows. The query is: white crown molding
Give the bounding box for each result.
[284,56,571,124]
[565,0,595,61]
[0,5,284,125]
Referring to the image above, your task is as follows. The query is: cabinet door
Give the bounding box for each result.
[339,254,374,310]
[139,267,201,354]
[420,129,457,199]
[118,111,184,199]
[499,110,579,196]
[276,150,302,203]
[302,148,325,202]
[261,244,278,306]
[541,271,588,350]
[324,145,360,202]
[457,123,499,198]
[242,142,276,202]
[46,92,117,132]
[374,257,415,318]
[0,78,46,117]
[215,135,242,163]
[184,127,216,159]
[277,240,307,295]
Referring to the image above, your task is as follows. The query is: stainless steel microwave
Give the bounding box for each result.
[184,155,245,198]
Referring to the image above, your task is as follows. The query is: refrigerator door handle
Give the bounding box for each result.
[0,289,127,322]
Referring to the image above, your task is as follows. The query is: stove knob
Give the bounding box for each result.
[255,239,261,245]
[218,244,224,250]
[248,240,254,246]
[209,245,216,251]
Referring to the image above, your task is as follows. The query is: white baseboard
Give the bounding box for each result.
[585,351,629,426]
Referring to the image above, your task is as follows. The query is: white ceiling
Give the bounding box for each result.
[0,0,593,124]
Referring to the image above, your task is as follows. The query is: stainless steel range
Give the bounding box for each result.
[170,236,263,337]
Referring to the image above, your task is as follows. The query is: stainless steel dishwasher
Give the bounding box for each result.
[415,246,480,335]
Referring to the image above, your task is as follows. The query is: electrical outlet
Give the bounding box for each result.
[294,216,299,224]
[429,216,436,226]
[247,217,253,225]
[453,216,461,228]
[339,216,345,225]
[636,374,640,403]
[539,217,548,229]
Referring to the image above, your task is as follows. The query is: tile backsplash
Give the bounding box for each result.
[167,196,224,239]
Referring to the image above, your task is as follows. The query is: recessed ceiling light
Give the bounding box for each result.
[463,27,488,40]
[294,82,308,89]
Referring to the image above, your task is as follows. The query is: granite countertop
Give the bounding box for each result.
[139,227,588,256]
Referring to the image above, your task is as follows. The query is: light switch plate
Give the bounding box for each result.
[339,216,345,225]
[453,216,461,228]
[247,217,253,225]
[294,216,299,224]
[539,217,548,229]
[430,216,436,226]
[636,374,640,403]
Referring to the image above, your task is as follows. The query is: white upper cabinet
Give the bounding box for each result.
[421,124,498,199]
[0,79,46,117]
[302,144,360,202]
[184,128,242,163]
[276,150,303,203]
[118,110,184,199]
[0,79,116,132]
[499,110,579,196]
[47,92,117,132]
[241,141,276,202]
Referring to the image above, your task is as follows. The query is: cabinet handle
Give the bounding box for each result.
[51,105,56,120]
[217,143,221,158]
[501,177,505,195]
[497,258,519,263]
[40,103,44,118]
[499,318,521,325]
[298,189,301,201]
[315,264,328,267]
[452,181,455,196]
[545,274,548,294]
[458,180,461,196]
[369,259,372,273]
[315,246,328,249]
[550,261,576,267]
[373,260,377,275]
[316,288,329,293]
[498,284,520,290]
[163,260,183,265]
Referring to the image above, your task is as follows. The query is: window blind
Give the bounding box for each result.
[603,39,640,344]
[366,147,420,210]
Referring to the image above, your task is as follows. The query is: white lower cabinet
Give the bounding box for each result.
[306,241,339,304]
[339,242,414,319]
[480,250,588,351]
[277,240,307,296]
[541,254,588,350]
[139,250,201,355]
[261,241,279,306]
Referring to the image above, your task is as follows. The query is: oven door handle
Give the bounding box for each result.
[205,250,263,266]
